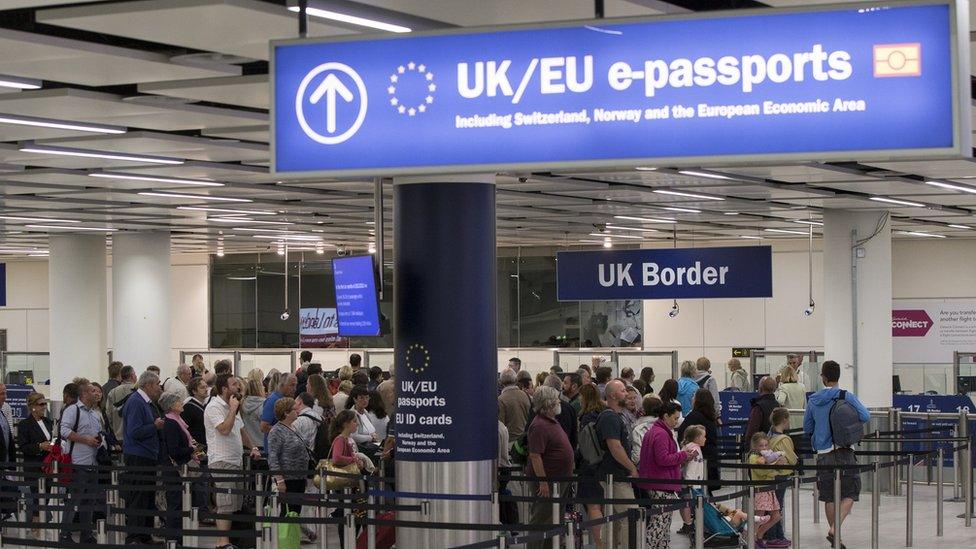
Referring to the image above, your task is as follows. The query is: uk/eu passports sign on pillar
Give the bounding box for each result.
[272,1,969,177]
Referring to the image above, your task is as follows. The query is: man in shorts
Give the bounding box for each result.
[205,374,262,549]
[803,360,869,548]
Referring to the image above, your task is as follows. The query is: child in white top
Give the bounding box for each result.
[677,424,707,533]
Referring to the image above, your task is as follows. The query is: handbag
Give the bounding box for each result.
[313,459,360,491]
[43,408,79,483]
[266,505,301,549]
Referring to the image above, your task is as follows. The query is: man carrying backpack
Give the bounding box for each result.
[803,360,870,549]
[693,357,721,420]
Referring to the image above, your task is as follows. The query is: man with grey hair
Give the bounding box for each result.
[786,353,810,388]
[162,364,192,400]
[260,373,297,454]
[106,365,137,442]
[498,368,530,447]
[121,371,165,545]
[525,386,574,549]
[694,357,722,419]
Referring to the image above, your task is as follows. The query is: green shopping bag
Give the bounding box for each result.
[265,504,301,549]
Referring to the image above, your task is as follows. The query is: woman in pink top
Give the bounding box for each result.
[638,401,696,548]
[329,409,360,467]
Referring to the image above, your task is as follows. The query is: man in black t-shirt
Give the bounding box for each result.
[597,379,637,548]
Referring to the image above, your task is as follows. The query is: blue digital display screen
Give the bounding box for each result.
[332,255,381,337]
[273,2,965,176]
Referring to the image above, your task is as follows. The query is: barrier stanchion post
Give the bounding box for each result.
[813,480,820,524]
[963,410,974,526]
[907,456,914,547]
[605,474,614,549]
[954,423,962,502]
[367,490,376,549]
[637,506,647,549]
[97,518,107,544]
[491,490,499,527]
[551,483,560,549]
[937,448,944,537]
[343,488,355,549]
[745,486,755,549]
[256,486,266,549]
[564,514,575,549]
[190,507,200,549]
[317,472,327,549]
[270,494,280,549]
[110,469,121,545]
[695,493,705,549]
[627,507,638,549]
[891,409,902,496]
[181,464,193,548]
[833,469,841,549]
[871,461,880,549]
[51,461,60,527]
[263,525,273,549]
[37,475,47,542]
[166,540,179,549]
[791,476,800,549]
[16,497,26,540]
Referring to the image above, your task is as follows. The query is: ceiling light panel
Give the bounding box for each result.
[652,189,726,201]
[19,144,183,165]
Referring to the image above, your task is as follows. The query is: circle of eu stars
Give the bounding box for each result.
[405,343,430,374]
[388,61,436,116]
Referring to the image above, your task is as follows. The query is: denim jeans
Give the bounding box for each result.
[61,467,98,540]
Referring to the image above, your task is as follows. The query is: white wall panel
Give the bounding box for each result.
[26,310,48,352]
[644,298,705,349]
[0,309,28,350]
[6,261,48,309]
[893,240,976,298]
[765,251,824,349]
[171,264,209,352]
[703,298,765,348]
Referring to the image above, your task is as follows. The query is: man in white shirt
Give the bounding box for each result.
[205,374,261,548]
[292,393,321,450]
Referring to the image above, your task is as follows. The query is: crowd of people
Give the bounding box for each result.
[0,351,870,549]
[500,357,869,549]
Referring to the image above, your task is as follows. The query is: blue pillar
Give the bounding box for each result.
[393,175,497,547]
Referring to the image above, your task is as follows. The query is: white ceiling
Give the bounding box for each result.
[0,0,968,258]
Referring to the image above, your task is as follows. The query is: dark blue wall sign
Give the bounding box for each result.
[720,391,758,438]
[893,394,975,466]
[0,263,6,307]
[272,2,967,177]
[556,246,772,301]
[332,255,381,337]
[6,384,34,422]
[393,183,497,462]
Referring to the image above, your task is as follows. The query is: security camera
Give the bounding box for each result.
[336,245,347,257]
[595,224,607,233]
[668,301,680,318]
[803,301,816,317]
[280,309,290,321]
[518,176,529,183]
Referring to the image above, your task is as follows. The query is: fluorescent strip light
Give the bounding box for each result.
[0,114,125,135]
[793,220,824,226]
[899,231,946,238]
[723,212,740,216]
[139,192,251,203]
[0,75,40,90]
[0,248,45,254]
[26,224,117,231]
[209,218,293,225]
[605,225,657,233]
[178,206,275,215]
[869,196,926,208]
[19,144,183,165]
[925,180,976,194]
[662,206,701,213]
[613,215,675,223]
[0,215,80,223]
[740,235,763,240]
[678,170,735,180]
[578,239,605,244]
[653,189,725,201]
[226,276,257,281]
[635,166,657,171]
[589,232,644,240]
[232,227,303,234]
[948,224,972,229]
[253,234,322,241]
[287,5,411,33]
[90,172,221,186]
[764,228,809,235]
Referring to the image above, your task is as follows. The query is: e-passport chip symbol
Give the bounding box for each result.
[874,43,921,77]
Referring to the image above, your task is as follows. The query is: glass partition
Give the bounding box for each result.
[894,363,952,394]
[954,352,976,396]
[238,351,295,376]
[555,349,677,380]
[364,349,395,371]
[1,352,49,385]
[750,350,825,392]
[556,350,614,376]
[179,350,237,373]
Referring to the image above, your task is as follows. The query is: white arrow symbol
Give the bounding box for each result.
[309,73,354,134]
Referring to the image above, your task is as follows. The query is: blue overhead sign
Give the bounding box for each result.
[556,246,772,301]
[332,255,382,337]
[272,1,968,177]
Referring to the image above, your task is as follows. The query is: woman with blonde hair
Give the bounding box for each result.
[774,365,806,430]
[333,379,353,411]
[307,373,336,426]
[264,368,282,396]
[241,369,267,449]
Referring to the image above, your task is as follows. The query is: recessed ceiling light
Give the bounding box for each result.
[0,215,80,223]
[605,224,657,233]
[947,224,972,229]
[635,166,657,171]
[19,144,182,165]
[869,196,926,208]
[662,206,702,213]
[925,180,976,194]
[764,228,809,235]
[287,5,411,33]
[89,172,221,186]
[232,227,302,234]
[613,215,675,223]
[26,224,117,232]
[793,219,824,226]
[0,114,125,135]
[178,206,275,215]
[253,234,322,241]
[209,218,293,225]
[740,235,763,240]
[139,192,251,203]
[678,170,735,180]
[0,75,40,90]
[652,189,725,201]
[0,248,44,254]
[899,230,946,238]
[723,212,740,216]
[589,232,644,240]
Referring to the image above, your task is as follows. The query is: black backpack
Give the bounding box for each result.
[829,390,865,447]
[310,414,333,461]
[696,374,711,389]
